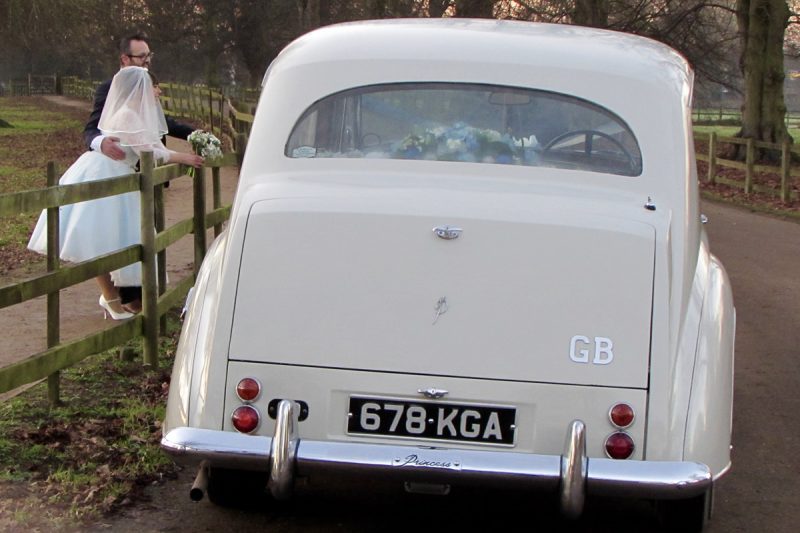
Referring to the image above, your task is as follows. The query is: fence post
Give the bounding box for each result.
[193,166,208,276]
[46,162,61,405]
[212,167,223,237]
[154,180,167,334]
[208,88,214,136]
[140,152,159,366]
[707,132,717,184]
[236,133,247,167]
[781,139,791,203]
[745,138,754,194]
[188,85,197,119]
[218,93,224,137]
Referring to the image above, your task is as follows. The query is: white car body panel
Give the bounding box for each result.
[231,184,655,388]
[162,19,734,522]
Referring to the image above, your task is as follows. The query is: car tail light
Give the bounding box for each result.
[232,405,260,433]
[605,431,635,459]
[236,377,261,402]
[609,403,635,428]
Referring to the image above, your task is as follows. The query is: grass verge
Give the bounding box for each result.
[0,97,87,276]
[701,188,800,222]
[0,311,182,530]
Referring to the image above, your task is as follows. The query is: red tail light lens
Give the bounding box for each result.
[232,405,260,433]
[609,403,635,428]
[605,431,635,459]
[236,377,261,402]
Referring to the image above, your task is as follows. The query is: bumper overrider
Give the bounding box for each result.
[161,400,711,517]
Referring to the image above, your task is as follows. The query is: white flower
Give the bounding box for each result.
[446,138,466,152]
[484,130,503,142]
[513,134,539,148]
[188,130,223,161]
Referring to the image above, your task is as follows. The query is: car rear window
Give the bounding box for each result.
[286,83,642,177]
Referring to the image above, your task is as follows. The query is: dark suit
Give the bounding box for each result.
[83,78,193,149]
[83,78,193,305]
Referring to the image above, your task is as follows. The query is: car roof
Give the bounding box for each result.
[253,18,694,183]
[265,18,691,92]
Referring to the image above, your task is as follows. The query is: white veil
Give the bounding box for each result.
[98,66,168,147]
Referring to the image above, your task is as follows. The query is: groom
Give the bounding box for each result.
[83,32,194,311]
[83,32,193,160]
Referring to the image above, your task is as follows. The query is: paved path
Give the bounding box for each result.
[701,202,800,533]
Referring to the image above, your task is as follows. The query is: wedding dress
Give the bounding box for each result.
[27,66,170,287]
[28,147,153,286]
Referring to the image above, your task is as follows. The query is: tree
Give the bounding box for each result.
[736,0,792,144]
[453,0,495,18]
[573,0,609,27]
[508,1,740,93]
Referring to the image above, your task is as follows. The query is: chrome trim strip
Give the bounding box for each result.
[417,388,449,399]
[161,426,713,504]
[432,225,462,240]
[713,461,732,481]
[161,426,271,470]
[269,400,299,500]
[585,459,711,499]
[560,420,587,518]
[297,440,562,489]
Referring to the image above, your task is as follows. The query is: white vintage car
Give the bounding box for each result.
[162,19,735,531]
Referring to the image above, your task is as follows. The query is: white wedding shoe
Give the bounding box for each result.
[99,295,134,320]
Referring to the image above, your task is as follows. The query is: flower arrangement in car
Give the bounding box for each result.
[394,123,539,164]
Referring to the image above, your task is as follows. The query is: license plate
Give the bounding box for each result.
[347,396,516,445]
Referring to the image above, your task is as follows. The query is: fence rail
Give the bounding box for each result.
[0,149,241,400]
[6,73,253,154]
[53,74,256,152]
[695,131,798,202]
[5,74,58,96]
[60,76,101,101]
[5,75,798,203]
[693,107,800,129]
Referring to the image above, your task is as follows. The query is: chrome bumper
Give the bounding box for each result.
[161,401,711,516]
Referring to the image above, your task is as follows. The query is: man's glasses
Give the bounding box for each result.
[127,52,154,61]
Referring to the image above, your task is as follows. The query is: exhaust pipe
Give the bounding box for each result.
[190,461,209,501]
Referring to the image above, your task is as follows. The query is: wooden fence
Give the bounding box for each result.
[6,74,58,96]
[158,83,226,140]
[693,107,800,129]
[9,75,798,202]
[60,76,101,100]
[0,147,241,402]
[57,75,255,156]
[695,131,798,202]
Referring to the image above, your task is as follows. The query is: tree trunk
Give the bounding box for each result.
[453,0,495,18]
[736,0,792,150]
[573,0,609,28]
[429,0,450,18]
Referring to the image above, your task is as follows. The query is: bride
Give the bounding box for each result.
[28,66,203,319]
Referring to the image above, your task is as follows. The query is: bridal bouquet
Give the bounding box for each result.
[187,129,223,176]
